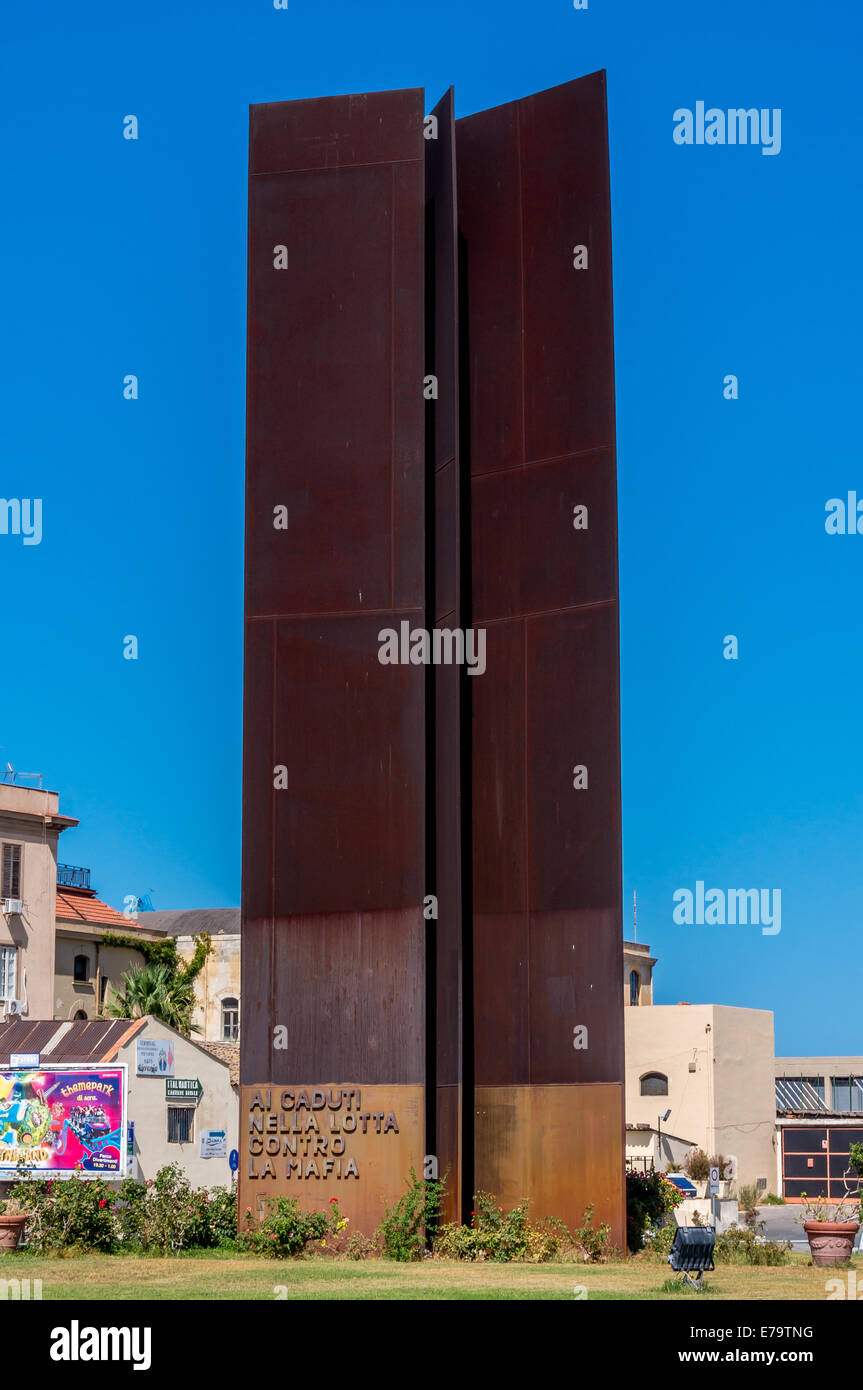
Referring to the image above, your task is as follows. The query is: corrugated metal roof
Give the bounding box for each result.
[0,1018,145,1065]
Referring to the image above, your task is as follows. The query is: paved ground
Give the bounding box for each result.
[753,1203,862,1250]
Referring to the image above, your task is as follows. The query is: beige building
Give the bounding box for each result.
[0,781,77,1020]
[623,939,656,1007]
[54,867,167,1020]
[148,911,240,1043]
[625,988,777,1188]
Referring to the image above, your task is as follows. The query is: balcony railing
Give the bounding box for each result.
[57,864,91,891]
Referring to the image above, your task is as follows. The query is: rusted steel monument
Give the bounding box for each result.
[240,72,625,1245]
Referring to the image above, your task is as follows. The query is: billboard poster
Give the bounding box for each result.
[136,1039,174,1077]
[0,1068,126,1177]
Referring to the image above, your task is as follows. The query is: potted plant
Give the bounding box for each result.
[0,1198,26,1251]
[799,1153,862,1268]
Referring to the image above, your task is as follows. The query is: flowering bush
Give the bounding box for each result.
[240,1196,329,1258]
[8,1164,238,1255]
[434,1191,570,1263]
[626,1171,683,1253]
[12,1173,117,1254]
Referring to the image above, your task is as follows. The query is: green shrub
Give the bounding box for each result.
[12,1165,239,1256]
[112,1176,148,1246]
[206,1186,240,1247]
[434,1191,571,1263]
[242,1196,328,1257]
[684,1148,710,1181]
[626,1171,683,1253]
[714,1225,791,1266]
[12,1173,117,1254]
[737,1184,759,1228]
[640,1218,677,1256]
[377,1166,447,1261]
[134,1164,207,1253]
[573,1204,612,1263]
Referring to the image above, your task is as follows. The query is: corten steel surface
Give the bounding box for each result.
[426,87,463,1222]
[241,91,426,1228]
[241,76,626,1239]
[457,72,625,1246]
[475,1085,625,1237]
[241,1083,424,1234]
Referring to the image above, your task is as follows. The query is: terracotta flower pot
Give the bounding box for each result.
[803,1220,859,1267]
[0,1215,26,1251]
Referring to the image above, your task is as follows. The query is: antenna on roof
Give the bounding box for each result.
[633,889,637,942]
[1,762,43,789]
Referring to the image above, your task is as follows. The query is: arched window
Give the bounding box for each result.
[73,1009,88,1021]
[629,970,640,1006]
[73,954,89,982]
[640,1071,668,1096]
[221,997,239,1042]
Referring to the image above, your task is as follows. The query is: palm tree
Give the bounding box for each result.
[106,961,199,1035]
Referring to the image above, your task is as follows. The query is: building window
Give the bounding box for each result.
[221,997,239,1042]
[629,970,640,1006]
[73,954,89,982]
[831,1077,863,1113]
[640,1072,669,1096]
[167,1106,195,1144]
[0,947,16,1002]
[73,1010,88,1021]
[1,844,21,900]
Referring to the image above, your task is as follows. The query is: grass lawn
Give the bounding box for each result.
[0,1251,854,1300]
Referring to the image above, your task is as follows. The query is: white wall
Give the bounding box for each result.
[116,1021,238,1189]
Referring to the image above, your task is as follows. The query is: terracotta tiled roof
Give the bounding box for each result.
[55,889,138,930]
[199,1041,240,1086]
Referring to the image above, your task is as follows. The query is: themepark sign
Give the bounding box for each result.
[0,1066,127,1177]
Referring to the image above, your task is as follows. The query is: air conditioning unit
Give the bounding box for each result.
[3,1000,23,1018]
[1,899,22,916]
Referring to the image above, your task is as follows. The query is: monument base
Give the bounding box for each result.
[238,1082,425,1237]
[474,1083,625,1249]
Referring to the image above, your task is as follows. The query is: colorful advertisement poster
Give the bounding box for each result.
[136,1039,174,1077]
[0,1068,126,1176]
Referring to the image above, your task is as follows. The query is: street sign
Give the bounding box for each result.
[165,1078,203,1101]
[229,1149,239,1173]
[10,1053,39,1068]
[137,1039,174,1077]
[201,1129,227,1159]
[708,1165,720,1195]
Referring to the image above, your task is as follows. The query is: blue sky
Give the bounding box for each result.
[1,1,859,1053]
